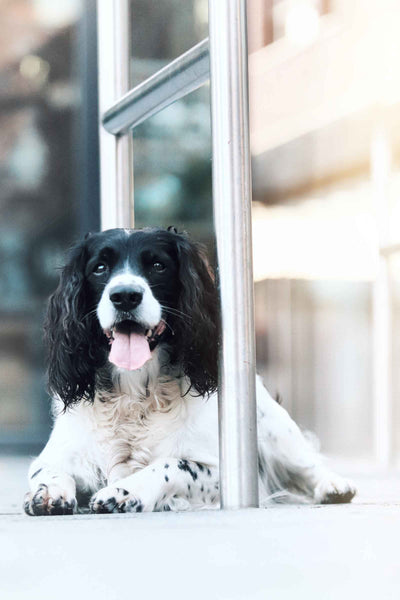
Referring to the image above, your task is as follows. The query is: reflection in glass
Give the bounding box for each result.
[0,2,84,450]
[249,0,400,461]
[133,86,213,246]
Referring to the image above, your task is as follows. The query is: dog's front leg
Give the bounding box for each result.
[90,457,219,513]
[24,408,97,516]
[24,460,77,516]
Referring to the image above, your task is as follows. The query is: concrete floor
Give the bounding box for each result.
[1,455,400,600]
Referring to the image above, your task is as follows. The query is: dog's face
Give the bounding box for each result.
[45,228,219,407]
[84,229,182,370]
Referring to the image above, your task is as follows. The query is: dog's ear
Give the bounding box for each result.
[173,236,220,396]
[44,238,106,409]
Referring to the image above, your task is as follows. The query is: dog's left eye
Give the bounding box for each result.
[93,263,107,275]
[152,261,165,272]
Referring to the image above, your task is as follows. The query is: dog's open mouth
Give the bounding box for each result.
[104,320,166,371]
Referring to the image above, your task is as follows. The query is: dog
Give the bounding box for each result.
[24,227,355,515]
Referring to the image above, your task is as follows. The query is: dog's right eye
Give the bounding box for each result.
[93,263,107,275]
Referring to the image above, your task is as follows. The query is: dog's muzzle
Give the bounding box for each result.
[105,319,166,371]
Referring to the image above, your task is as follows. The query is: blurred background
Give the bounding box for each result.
[0,0,399,470]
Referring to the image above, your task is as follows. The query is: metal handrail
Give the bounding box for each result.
[97,0,259,510]
[102,38,210,135]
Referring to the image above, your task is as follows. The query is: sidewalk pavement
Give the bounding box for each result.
[1,455,399,600]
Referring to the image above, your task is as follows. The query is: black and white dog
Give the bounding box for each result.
[24,227,355,515]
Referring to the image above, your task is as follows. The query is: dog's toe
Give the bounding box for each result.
[89,487,143,514]
[24,485,77,516]
[314,475,356,504]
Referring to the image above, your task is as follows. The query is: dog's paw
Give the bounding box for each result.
[314,474,356,504]
[24,484,77,516]
[89,487,144,514]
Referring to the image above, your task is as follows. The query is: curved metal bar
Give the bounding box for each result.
[102,38,210,135]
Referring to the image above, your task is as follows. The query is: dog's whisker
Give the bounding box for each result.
[162,320,175,336]
[160,305,192,321]
[83,308,100,320]
[161,310,189,325]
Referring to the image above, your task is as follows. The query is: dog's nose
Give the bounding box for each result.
[109,285,144,312]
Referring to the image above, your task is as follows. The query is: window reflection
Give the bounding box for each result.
[133,86,213,246]
[250,0,400,462]
[0,2,83,450]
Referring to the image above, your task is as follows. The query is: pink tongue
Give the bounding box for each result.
[109,331,151,370]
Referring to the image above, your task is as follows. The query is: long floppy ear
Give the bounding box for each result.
[173,235,220,396]
[44,239,106,409]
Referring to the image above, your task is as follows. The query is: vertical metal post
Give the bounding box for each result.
[97,0,134,230]
[208,0,259,508]
[77,0,101,234]
[371,126,392,466]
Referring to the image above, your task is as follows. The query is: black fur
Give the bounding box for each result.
[171,235,219,396]
[30,468,43,479]
[44,227,220,409]
[44,239,109,408]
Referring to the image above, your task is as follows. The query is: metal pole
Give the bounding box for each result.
[208,0,259,508]
[77,0,101,234]
[97,0,133,229]
[371,126,392,466]
[102,39,210,136]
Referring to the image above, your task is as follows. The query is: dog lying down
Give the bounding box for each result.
[24,227,356,515]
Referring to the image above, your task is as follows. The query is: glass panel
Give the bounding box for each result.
[129,0,208,85]
[0,1,88,451]
[389,253,400,465]
[249,0,400,460]
[133,85,213,246]
[253,179,375,458]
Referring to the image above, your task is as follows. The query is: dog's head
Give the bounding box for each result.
[45,227,219,408]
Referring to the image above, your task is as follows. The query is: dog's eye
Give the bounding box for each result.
[152,261,165,272]
[93,263,107,275]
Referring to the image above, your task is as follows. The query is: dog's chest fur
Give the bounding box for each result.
[93,375,187,480]
[59,352,219,488]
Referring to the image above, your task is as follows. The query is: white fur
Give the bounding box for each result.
[25,349,356,514]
